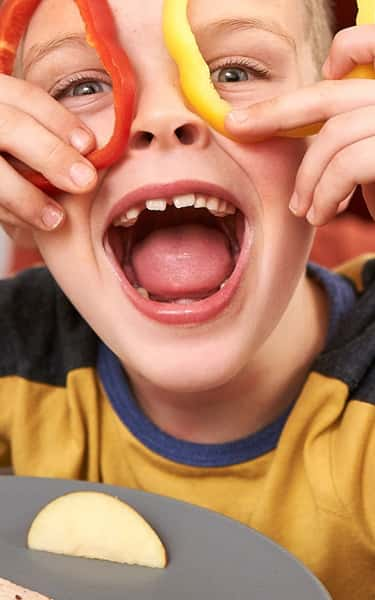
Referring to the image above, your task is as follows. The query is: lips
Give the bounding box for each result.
[103,181,253,325]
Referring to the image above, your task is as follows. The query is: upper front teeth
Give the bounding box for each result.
[174,193,195,208]
[113,193,236,227]
[146,199,167,211]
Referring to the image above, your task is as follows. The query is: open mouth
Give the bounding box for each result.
[104,185,251,325]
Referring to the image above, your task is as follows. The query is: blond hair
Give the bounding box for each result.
[303,0,336,68]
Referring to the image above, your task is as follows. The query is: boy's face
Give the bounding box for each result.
[24,0,318,392]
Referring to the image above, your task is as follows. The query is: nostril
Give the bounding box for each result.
[131,131,154,150]
[175,124,198,145]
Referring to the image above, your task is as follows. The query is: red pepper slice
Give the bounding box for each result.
[0,0,136,192]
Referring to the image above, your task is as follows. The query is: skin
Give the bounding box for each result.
[2,0,371,444]
[226,25,375,225]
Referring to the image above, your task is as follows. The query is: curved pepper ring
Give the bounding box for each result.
[163,0,375,140]
[0,0,136,192]
[163,0,230,136]
[348,0,375,78]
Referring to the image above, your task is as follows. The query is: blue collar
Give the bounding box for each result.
[97,263,356,467]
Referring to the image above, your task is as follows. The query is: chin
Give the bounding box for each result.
[110,320,251,395]
[131,357,238,395]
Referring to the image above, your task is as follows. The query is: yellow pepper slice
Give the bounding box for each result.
[163,0,375,139]
[357,0,375,25]
[348,0,375,78]
[163,0,230,135]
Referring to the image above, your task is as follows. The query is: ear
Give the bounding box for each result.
[3,224,38,249]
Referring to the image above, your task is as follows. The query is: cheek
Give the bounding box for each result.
[226,136,307,198]
[222,137,314,338]
[33,191,99,302]
[235,136,313,253]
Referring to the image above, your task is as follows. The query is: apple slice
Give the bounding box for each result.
[27,491,167,568]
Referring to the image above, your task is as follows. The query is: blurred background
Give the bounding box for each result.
[0,0,374,276]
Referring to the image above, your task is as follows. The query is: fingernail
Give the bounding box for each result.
[289,192,300,214]
[41,205,64,230]
[69,128,92,153]
[228,109,249,124]
[70,162,96,188]
[306,206,316,225]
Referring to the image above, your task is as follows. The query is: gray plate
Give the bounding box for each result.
[0,476,331,600]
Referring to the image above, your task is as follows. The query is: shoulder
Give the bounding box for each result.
[315,254,375,401]
[0,267,98,386]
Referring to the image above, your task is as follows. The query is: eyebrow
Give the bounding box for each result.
[194,17,297,51]
[22,32,91,77]
[21,16,296,77]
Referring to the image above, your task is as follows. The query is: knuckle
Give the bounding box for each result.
[312,82,338,120]
[0,104,18,139]
[0,75,42,104]
[43,137,72,168]
[43,98,82,134]
[21,80,47,106]
[0,188,22,214]
[332,29,348,48]
[0,212,22,229]
[330,151,348,176]
[2,196,40,225]
[320,116,338,138]
[331,27,356,53]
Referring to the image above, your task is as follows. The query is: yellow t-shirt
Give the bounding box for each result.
[1,256,375,600]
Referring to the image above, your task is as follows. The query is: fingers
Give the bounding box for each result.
[226,25,375,142]
[225,78,375,141]
[223,24,375,226]
[323,25,375,80]
[290,105,375,218]
[0,74,96,154]
[0,75,99,235]
[0,102,98,192]
[291,125,375,227]
[0,155,66,231]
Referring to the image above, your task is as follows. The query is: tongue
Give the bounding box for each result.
[131,224,234,299]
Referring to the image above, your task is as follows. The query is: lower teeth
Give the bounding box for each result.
[135,286,196,303]
[135,278,229,303]
[136,287,150,299]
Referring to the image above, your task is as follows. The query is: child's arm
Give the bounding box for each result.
[0,74,97,246]
[225,25,375,227]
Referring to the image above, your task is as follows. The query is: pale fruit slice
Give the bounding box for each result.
[0,577,53,600]
[27,491,167,568]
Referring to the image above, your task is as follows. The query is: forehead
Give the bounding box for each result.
[22,0,304,51]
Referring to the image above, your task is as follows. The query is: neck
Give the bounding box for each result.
[127,275,328,444]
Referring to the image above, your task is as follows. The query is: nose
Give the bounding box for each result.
[128,85,211,152]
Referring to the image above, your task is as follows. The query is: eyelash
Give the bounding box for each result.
[50,56,269,99]
[51,72,112,99]
[210,57,271,81]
